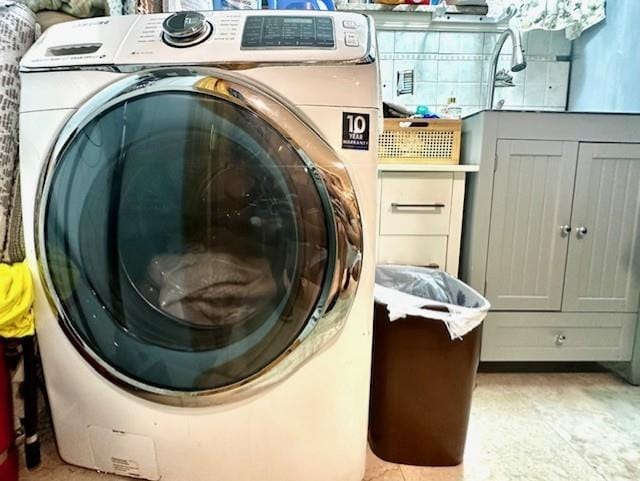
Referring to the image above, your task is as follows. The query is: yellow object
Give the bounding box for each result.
[0,261,35,338]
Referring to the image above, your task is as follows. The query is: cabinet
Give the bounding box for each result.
[562,143,640,313]
[488,141,640,315]
[460,112,640,364]
[377,165,477,276]
[486,140,577,311]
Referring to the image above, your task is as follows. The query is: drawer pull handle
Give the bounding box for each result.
[391,203,445,209]
[577,226,588,237]
[425,263,440,269]
[555,334,567,346]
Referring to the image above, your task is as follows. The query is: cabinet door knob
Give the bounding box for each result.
[577,226,588,237]
[555,334,567,346]
[560,225,572,235]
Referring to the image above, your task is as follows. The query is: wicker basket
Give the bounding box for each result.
[378,118,461,165]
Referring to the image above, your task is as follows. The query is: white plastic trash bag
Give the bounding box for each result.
[374,265,490,340]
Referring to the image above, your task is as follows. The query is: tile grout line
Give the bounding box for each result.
[522,382,610,481]
[398,465,407,481]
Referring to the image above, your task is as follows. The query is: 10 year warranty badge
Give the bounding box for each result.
[342,112,370,151]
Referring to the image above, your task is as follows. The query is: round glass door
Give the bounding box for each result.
[42,88,335,394]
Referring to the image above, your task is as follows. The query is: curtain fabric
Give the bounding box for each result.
[490,0,606,39]
[0,1,36,264]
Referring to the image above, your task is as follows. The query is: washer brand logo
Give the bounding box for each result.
[342,112,370,151]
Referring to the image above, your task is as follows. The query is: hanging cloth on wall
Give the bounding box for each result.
[489,0,606,39]
[19,0,105,17]
[20,0,160,17]
[0,0,35,337]
[0,1,36,264]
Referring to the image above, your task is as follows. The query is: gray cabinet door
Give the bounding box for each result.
[486,140,578,310]
[563,143,640,313]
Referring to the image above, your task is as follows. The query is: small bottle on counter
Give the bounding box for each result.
[442,96,462,119]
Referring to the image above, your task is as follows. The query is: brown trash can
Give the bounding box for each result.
[368,301,482,467]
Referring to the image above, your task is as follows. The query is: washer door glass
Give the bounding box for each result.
[43,91,333,392]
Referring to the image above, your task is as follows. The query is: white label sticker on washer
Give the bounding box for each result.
[342,112,370,151]
[88,426,160,480]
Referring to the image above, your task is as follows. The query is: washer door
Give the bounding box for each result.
[37,69,362,405]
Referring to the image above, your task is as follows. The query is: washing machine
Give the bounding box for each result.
[19,10,379,481]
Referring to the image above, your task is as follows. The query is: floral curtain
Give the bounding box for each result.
[488,0,606,39]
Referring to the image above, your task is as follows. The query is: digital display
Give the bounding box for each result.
[242,16,334,49]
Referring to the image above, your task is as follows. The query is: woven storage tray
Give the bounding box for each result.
[378,118,461,164]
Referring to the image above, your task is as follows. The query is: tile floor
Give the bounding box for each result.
[19,372,640,481]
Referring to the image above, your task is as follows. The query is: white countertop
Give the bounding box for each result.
[377,163,480,172]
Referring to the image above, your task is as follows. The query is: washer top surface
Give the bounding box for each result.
[21,10,374,71]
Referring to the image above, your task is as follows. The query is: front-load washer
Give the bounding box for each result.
[19,10,379,481]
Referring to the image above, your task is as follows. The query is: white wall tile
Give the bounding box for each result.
[380,59,394,82]
[381,29,571,113]
[459,60,483,83]
[484,32,513,56]
[392,82,438,109]
[440,32,484,54]
[437,82,480,106]
[480,82,489,107]
[525,61,548,84]
[484,33,498,55]
[524,83,547,107]
[382,82,394,102]
[549,30,572,56]
[546,83,568,108]
[395,32,440,53]
[526,30,552,56]
[414,82,438,106]
[437,59,482,83]
[461,33,485,54]
[377,31,395,53]
[437,82,458,105]
[394,59,438,82]
[457,83,482,105]
[437,61,459,82]
[548,62,570,85]
[495,84,525,108]
[438,32,462,53]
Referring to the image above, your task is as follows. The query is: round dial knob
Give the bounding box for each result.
[162,11,212,48]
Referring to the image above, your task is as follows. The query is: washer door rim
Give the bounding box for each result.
[35,67,363,407]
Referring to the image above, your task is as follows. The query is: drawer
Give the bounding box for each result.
[481,312,637,362]
[379,172,453,236]
[377,235,447,271]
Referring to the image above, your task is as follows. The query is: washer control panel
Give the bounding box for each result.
[241,16,334,49]
[21,11,372,70]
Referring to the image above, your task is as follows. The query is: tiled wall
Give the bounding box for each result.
[378,29,572,116]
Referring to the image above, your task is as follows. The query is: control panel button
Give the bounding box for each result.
[242,16,335,49]
[342,20,357,29]
[162,11,212,48]
[344,32,359,47]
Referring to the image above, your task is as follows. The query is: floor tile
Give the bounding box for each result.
[364,466,405,481]
[365,447,409,480]
[18,372,640,481]
[519,373,640,481]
